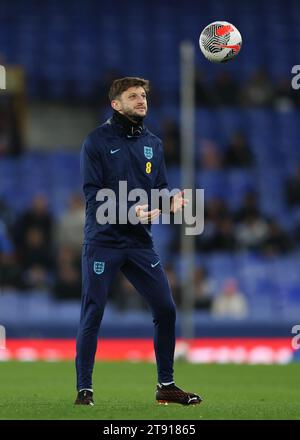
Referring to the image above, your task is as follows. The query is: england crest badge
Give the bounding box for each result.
[93,261,105,275]
[144,146,153,160]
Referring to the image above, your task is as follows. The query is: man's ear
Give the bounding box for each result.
[111,99,121,111]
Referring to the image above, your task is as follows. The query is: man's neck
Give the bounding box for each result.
[112,110,144,137]
[115,110,144,125]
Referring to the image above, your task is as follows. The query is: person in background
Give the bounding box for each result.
[239,68,274,107]
[194,266,214,311]
[14,193,53,248]
[224,131,254,168]
[53,246,81,300]
[285,164,300,206]
[0,219,20,288]
[56,193,85,254]
[212,278,248,319]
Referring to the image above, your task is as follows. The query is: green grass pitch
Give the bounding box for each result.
[0,361,299,420]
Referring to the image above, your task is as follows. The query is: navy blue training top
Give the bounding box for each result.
[80,113,170,248]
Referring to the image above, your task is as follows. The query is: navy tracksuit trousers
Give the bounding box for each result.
[75,244,176,391]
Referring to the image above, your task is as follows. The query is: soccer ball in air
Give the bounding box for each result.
[199,21,242,63]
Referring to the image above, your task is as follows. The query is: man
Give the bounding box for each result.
[75,77,202,406]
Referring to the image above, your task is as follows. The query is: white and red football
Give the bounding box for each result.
[199,21,242,63]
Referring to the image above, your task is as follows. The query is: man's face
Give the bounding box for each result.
[112,86,148,119]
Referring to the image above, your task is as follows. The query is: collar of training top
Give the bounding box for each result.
[111,110,145,138]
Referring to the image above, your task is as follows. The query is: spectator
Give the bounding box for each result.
[20,226,53,289]
[0,219,14,259]
[212,278,248,319]
[199,139,223,170]
[14,193,53,248]
[171,198,231,253]
[161,118,180,166]
[293,218,300,245]
[0,198,15,231]
[205,216,237,252]
[195,69,215,106]
[213,70,240,106]
[285,164,300,206]
[235,191,261,223]
[262,220,292,256]
[274,76,299,111]
[21,226,53,270]
[205,197,230,223]
[240,68,274,107]
[22,264,50,290]
[53,246,81,300]
[235,213,269,251]
[194,266,214,311]
[195,198,230,252]
[0,219,21,288]
[56,193,85,253]
[224,131,254,168]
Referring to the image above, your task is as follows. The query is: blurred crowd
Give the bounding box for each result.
[170,190,295,257]
[0,193,83,298]
[163,128,254,168]
[0,65,298,158]
[0,187,250,319]
[194,67,300,110]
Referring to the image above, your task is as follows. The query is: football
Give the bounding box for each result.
[199,21,242,63]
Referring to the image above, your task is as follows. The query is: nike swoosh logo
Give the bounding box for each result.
[151,261,160,268]
[110,148,120,154]
[214,43,241,53]
[188,396,199,404]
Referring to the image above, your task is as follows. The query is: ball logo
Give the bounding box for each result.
[214,43,241,53]
[0,65,6,90]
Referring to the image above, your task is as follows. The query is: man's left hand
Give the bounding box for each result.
[170,190,189,214]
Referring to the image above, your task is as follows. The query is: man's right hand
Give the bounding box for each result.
[135,204,161,224]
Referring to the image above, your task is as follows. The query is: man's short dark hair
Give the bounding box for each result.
[109,77,150,101]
